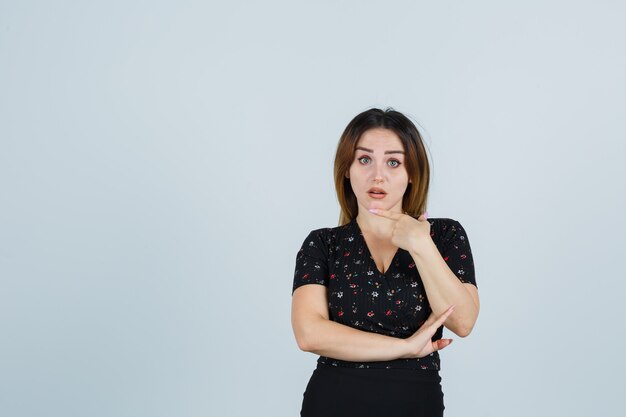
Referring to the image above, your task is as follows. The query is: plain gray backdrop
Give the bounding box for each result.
[1,1,625,416]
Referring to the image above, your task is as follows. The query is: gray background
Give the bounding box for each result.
[1,1,625,416]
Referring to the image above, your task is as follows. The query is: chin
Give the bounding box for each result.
[365,199,401,212]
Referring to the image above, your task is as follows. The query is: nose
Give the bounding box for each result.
[373,162,384,183]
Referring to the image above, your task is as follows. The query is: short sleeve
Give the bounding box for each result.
[292,229,330,295]
[441,220,477,288]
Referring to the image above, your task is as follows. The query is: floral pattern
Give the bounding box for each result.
[292,217,477,370]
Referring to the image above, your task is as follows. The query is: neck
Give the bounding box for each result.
[355,208,400,237]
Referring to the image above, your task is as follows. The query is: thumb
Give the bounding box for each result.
[433,338,453,351]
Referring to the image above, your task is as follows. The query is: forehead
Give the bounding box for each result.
[356,128,403,151]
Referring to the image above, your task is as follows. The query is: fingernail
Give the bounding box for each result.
[424,211,429,219]
[368,209,378,214]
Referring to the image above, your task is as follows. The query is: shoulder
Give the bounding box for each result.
[303,221,352,241]
[302,225,333,242]
[427,217,470,245]
[427,217,462,231]
[298,223,341,248]
[298,221,353,254]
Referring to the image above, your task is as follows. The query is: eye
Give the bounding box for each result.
[388,159,401,168]
[357,156,371,164]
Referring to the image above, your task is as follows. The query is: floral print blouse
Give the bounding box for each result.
[292,217,477,370]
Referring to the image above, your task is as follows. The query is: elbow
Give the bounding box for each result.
[296,335,312,352]
[451,320,476,338]
[293,316,325,353]
[297,335,320,353]
[455,326,472,338]
[294,326,317,352]
[449,309,478,337]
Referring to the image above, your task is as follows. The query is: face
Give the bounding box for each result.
[347,128,409,214]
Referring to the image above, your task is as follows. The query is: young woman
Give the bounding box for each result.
[291,108,480,417]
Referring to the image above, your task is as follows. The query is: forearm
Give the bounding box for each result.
[409,239,479,336]
[302,317,412,361]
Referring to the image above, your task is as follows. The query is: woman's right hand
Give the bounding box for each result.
[403,305,455,358]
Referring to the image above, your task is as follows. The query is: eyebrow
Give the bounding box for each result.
[355,146,405,155]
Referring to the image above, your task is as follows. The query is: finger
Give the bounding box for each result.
[424,305,454,327]
[368,208,404,220]
[420,305,454,331]
[428,305,455,331]
[420,312,438,328]
[433,338,453,352]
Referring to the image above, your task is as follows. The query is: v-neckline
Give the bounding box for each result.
[352,218,400,277]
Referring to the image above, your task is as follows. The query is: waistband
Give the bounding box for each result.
[317,355,441,371]
[316,361,442,383]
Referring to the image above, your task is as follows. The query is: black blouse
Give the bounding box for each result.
[292,217,477,370]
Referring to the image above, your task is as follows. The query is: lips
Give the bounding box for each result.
[367,188,387,199]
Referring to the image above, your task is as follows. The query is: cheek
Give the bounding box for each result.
[348,165,362,182]
[393,174,410,192]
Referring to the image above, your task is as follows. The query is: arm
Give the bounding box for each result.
[291,227,454,361]
[409,240,480,337]
[291,284,412,361]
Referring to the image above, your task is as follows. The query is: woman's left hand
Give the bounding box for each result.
[369,209,432,254]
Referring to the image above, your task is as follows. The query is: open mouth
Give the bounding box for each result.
[367,188,387,198]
